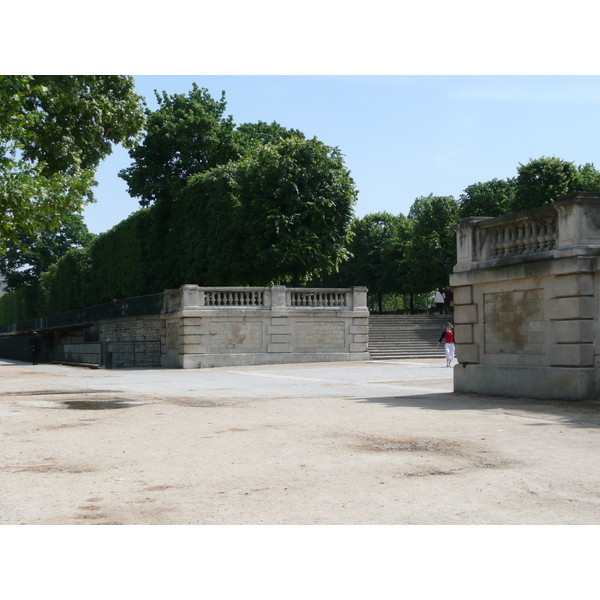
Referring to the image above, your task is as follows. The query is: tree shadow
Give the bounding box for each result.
[358,391,600,430]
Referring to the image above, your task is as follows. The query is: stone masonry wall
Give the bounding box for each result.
[161,286,369,368]
[97,315,163,368]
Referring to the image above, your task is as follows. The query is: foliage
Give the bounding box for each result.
[39,248,93,315]
[511,157,580,212]
[0,213,94,291]
[167,163,246,286]
[87,208,159,302]
[233,137,357,285]
[458,178,516,219]
[405,194,459,293]
[322,212,406,288]
[235,121,305,155]
[0,75,145,249]
[575,163,600,194]
[119,84,239,207]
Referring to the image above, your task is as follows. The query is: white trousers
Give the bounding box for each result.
[445,343,455,361]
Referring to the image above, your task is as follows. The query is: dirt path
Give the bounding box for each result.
[2,359,600,525]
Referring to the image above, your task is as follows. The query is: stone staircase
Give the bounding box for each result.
[368,314,453,359]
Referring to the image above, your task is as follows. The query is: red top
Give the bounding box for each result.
[439,330,454,344]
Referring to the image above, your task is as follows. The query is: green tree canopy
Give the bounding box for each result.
[229,137,357,285]
[119,84,240,207]
[511,156,580,212]
[0,75,145,249]
[406,194,459,293]
[235,120,305,155]
[458,178,516,219]
[0,213,94,291]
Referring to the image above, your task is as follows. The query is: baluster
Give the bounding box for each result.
[495,228,503,257]
[537,221,546,251]
[500,227,509,256]
[489,228,498,258]
[497,228,504,256]
[515,224,525,254]
[510,227,518,254]
[545,220,555,250]
[522,222,532,253]
[529,222,538,252]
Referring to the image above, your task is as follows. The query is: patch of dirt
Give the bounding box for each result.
[10,463,95,474]
[359,436,463,455]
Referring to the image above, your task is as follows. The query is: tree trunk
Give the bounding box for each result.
[378,292,383,313]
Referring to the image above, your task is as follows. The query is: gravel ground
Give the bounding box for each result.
[3,357,600,525]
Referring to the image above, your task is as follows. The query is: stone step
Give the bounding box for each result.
[368,314,452,359]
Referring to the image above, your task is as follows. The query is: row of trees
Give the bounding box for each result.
[310,156,600,311]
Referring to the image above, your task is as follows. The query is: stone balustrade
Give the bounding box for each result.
[163,285,360,313]
[454,193,600,272]
[161,285,369,368]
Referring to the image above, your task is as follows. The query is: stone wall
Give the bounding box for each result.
[451,193,600,401]
[97,315,162,368]
[161,285,370,368]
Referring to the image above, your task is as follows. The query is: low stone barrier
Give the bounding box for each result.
[161,285,370,368]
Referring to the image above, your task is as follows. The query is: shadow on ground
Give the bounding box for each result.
[359,392,600,430]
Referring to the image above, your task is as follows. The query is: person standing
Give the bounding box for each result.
[435,289,445,315]
[31,337,39,365]
[437,322,455,367]
[443,286,453,315]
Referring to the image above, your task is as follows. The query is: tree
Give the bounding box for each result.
[575,162,600,194]
[331,213,404,310]
[0,75,145,249]
[458,178,516,219]
[235,120,305,154]
[0,213,94,290]
[511,156,581,212]
[406,194,459,293]
[230,137,357,285]
[119,84,240,207]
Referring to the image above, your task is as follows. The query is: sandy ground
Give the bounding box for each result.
[2,357,600,525]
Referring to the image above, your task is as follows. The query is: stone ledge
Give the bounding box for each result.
[170,352,371,368]
[454,363,595,401]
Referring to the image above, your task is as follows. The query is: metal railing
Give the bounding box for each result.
[52,340,161,368]
[0,294,163,335]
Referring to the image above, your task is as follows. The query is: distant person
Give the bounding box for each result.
[443,286,453,315]
[435,289,444,314]
[31,337,39,365]
[437,322,455,367]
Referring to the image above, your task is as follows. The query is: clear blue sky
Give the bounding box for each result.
[83,75,600,234]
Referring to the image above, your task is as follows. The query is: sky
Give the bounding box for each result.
[83,75,600,234]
